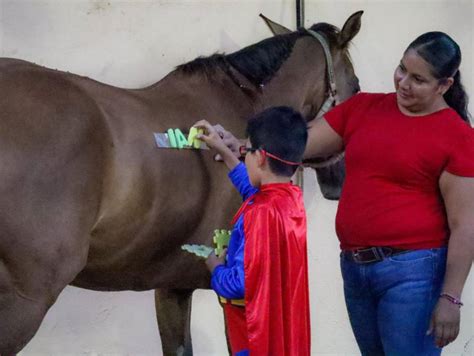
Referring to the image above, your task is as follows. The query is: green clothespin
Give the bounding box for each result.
[167,128,177,148]
[187,127,203,149]
[174,128,188,149]
[213,229,231,256]
[181,244,214,259]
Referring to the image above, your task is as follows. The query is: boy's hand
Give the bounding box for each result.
[206,249,227,273]
[193,120,229,153]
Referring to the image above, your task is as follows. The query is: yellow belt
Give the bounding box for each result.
[219,296,245,307]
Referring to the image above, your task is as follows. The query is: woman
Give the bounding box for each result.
[217,31,473,355]
[304,31,474,355]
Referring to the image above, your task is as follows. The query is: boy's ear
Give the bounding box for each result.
[256,151,267,167]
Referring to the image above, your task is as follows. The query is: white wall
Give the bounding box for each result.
[1,1,472,355]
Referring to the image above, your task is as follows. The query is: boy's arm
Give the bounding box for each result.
[194,120,257,199]
[228,163,258,200]
[193,120,240,170]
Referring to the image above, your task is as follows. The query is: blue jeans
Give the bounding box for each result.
[341,248,447,356]
[235,351,249,356]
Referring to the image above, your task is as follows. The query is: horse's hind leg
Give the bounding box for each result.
[0,231,89,355]
[0,172,95,353]
[0,181,93,353]
[0,266,49,355]
[155,288,194,356]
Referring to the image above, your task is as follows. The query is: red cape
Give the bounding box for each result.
[240,183,310,355]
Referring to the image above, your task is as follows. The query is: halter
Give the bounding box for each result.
[306,29,338,119]
[303,29,345,169]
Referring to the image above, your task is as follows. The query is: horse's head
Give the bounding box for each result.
[261,12,363,200]
[177,12,362,199]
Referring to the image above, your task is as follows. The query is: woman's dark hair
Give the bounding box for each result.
[246,106,308,177]
[406,31,471,123]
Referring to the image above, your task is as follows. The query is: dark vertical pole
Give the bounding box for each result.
[296,0,305,29]
[295,0,305,191]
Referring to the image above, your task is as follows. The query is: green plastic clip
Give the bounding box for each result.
[167,128,177,148]
[187,127,203,149]
[213,229,231,256]
[174,128,188,149]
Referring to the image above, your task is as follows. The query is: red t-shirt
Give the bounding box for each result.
[325,92,474,250]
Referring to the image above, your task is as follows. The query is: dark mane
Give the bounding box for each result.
[309,22,354,60]
[176,33,301,88]
[176,22,342,88]
[308,22,340,45]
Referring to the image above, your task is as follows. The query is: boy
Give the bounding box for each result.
[194,106,310,356]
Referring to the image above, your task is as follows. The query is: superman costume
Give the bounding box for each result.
[211,163,310,356]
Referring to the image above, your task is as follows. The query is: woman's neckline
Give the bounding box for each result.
[392,93,453,118]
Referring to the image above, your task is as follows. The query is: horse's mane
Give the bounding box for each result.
[176,22,340,88]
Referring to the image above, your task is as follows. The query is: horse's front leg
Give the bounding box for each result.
[155,288,194,356]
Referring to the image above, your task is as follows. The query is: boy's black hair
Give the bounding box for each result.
[246,106,308,177]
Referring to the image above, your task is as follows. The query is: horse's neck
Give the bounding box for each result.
[253,67,323,116]
[151,71,258,112]
[142,48,321,123]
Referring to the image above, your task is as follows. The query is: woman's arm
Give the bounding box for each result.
[429,172,474,347]
[303,118,344,159]
[204,116,344,161]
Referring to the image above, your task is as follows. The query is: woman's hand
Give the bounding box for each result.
[427,297,461,347]
[209,124,242,161]
[193,120,241,170]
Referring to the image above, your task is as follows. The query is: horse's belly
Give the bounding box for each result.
[74,151,241,291]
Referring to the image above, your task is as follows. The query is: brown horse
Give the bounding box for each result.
[0,12,362,355]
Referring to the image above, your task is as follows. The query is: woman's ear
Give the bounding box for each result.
[439,77,454,95]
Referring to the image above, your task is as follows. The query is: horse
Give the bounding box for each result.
[0,11,362,355]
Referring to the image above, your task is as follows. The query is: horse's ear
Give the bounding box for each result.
[259,14,292,36]
[338,10,363,47]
